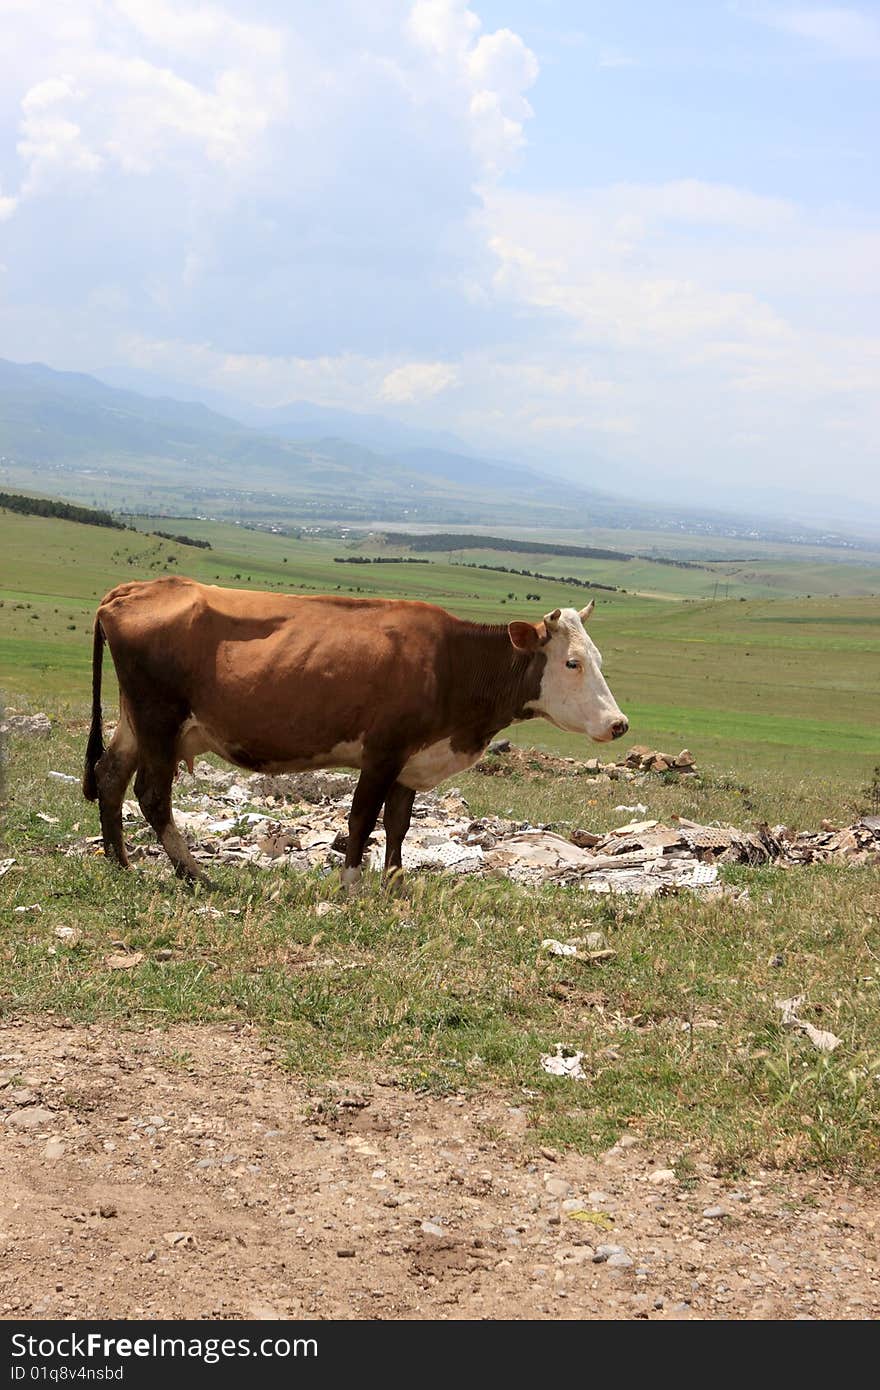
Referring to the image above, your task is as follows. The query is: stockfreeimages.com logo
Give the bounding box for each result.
[11,1333,317,1367]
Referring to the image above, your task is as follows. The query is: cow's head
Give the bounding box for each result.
[508,603,629,743]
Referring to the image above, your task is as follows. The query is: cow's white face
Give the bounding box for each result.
[509,604,628,743]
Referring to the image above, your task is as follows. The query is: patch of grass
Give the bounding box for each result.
[2,715,878,1180]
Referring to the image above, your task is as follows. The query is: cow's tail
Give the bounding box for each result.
[82,617,105,802]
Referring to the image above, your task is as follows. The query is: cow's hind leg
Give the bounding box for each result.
[343,762,400,890]
[382,781,416,889]
[94,709,138,868]
[134,747,206,883]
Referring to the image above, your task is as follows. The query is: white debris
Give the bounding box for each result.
[48,770,79,784]
[540,1045,589,1081]
[541,939,579,957]
[14,903,42,914]
[615,803,648,814]
[0,859,14,880]
[689,861,719,887]
[36,812,59,824]
[775,995,842,1053]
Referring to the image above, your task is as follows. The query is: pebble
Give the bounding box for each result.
[702,1206,727,1220]
[544,1177,570,1198]
[99,1204,118,1219]
[594,1244,626,1263]
[43,1139,65,1160]
[421,1221,444,1237]
[607,1252,634,1269]
[649,1168,677,1185]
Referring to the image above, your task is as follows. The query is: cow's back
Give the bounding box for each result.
[97,577,457,768]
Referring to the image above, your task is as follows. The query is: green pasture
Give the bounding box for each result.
[1,507,878,791]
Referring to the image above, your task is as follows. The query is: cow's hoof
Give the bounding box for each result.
[340,865,364,895]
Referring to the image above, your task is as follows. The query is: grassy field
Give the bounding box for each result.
[2,719,879,1180]
[1,505,879,1181]
[2,508,878,789]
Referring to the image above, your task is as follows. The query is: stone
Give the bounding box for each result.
[649,1168,677,1185]
[594,1244,626,1262]
[702,1206,727,1220]
[6,1108,55,1131]
[607,1252,634,1268]
[544,1177,571,1199]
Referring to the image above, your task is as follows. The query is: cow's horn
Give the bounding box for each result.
[543,608,562,630]
[579,600,595,622]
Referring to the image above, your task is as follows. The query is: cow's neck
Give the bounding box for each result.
[449,623,546,748]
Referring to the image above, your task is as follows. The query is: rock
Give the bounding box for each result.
[10,1088,36,1106]
[6,1107,55,1131]
[421,1221,444,1237]
[43,1139,66,1160]
[162,1231,195,1249]
[99,1204,117,1218]
[702,1206,727,1219]
[488,739,511,754]
[105,952,144,971]
[674,749,696,767]
[607,1251,634,1268]
[539,1146,559,1162]
[336,1249,356,1259]
[544,1177,571,1199]
[648,1168,677,1185]
[593,1244,626,1263]
[617,1134,639,1150]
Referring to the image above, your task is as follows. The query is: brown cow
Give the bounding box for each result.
[83,577,628,886]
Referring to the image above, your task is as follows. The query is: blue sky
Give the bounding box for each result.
[0,1,877,516]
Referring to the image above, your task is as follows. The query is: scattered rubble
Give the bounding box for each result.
[475,743,699,783]
[66,758,880,897]
[0,712,52,737]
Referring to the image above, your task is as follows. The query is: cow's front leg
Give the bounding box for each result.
[343,763,399,890]
[382,781,416,890]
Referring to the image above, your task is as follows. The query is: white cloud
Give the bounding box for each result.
[381,361,460,403]
[6,1,290,200]
[409,2,538,175]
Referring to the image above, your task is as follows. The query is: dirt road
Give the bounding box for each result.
[1,1020,876,1320]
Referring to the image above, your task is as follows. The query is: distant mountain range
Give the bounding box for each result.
[0,356,873,545]
[0,356,640,528]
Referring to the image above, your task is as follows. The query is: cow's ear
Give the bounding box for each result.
[579,600,595,623]
[508,621,541,652]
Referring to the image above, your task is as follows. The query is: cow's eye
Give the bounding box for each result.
[565,659,579,670]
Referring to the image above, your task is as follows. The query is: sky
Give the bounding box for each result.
[0,1,878,517]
